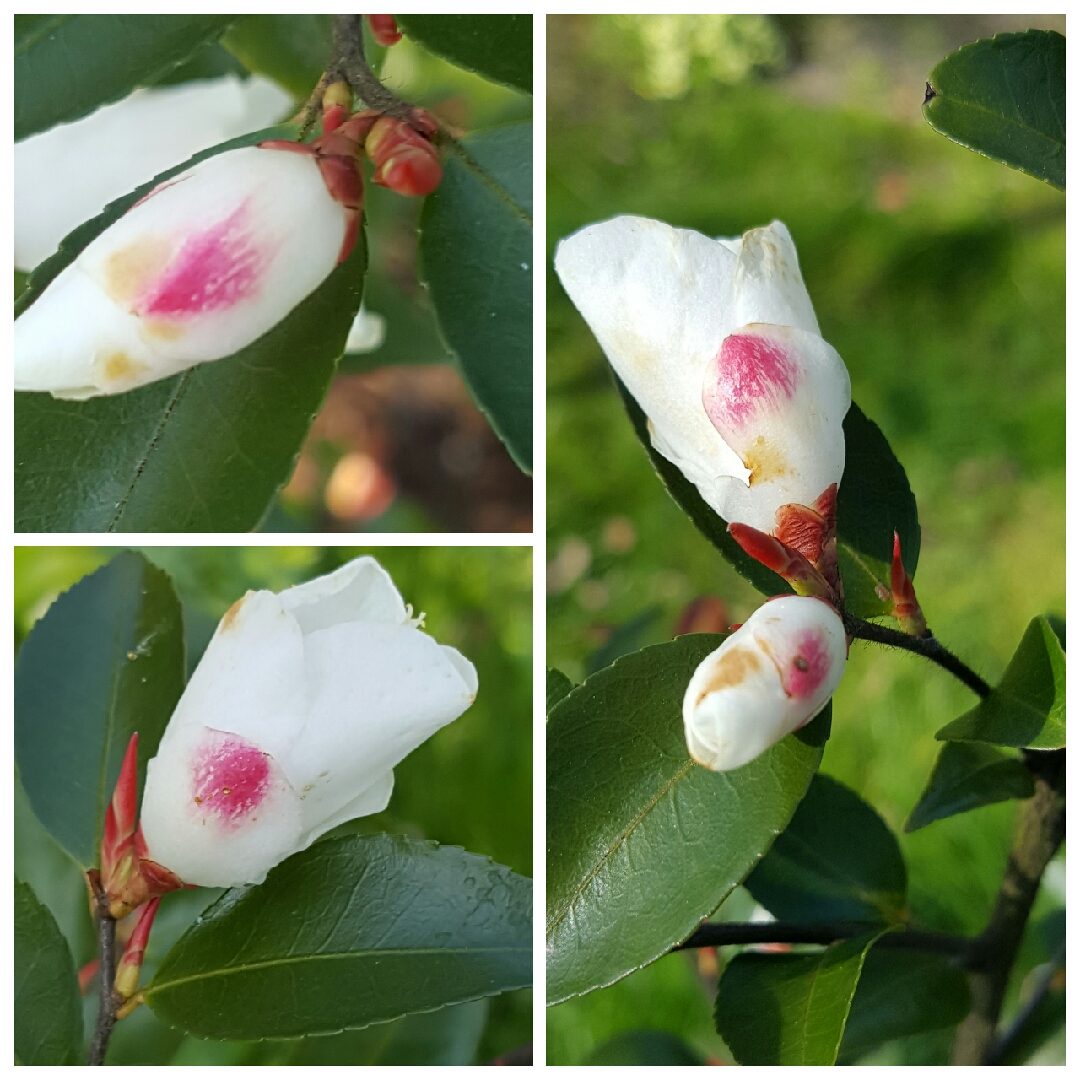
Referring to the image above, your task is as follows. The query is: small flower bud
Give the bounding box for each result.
[683,595,846,772]
[365,116,442,197]
[890,532,927,637]
[114,897,160,1004]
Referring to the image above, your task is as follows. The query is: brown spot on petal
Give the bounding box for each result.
[99,351,149,385]
[695,646,762,705]
[743,435,790,485]
[221,596,246,630]
[103,235,172,306]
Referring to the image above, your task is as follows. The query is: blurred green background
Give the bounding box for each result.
[15,545,532,1065]
[546,14,1064,1066]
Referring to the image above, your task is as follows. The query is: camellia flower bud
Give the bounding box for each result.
[554,217,851,537]
[139,557,477,889]
[366,14,403,47]
[683,595,846,772]
[15,130,364,400]
[364,114,443,197]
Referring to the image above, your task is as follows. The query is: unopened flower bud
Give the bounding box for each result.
[890,532,927,637]
[554,217,851,536]
[139,557,477,888]
[683,595,846,772]
[114,898,160,1004]
[365,116,442,197]
[15,134,363,400]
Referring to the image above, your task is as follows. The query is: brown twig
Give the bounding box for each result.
[331,14,415,120]
[86,872,119,1066]
[950,752,1065,1064]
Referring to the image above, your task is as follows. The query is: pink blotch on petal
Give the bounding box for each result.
[781,629,832,700]
[191,731,270,826]
[704,331,797,433]
[139,202,269,318]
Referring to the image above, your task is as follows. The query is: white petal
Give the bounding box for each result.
[732,222,820,334]
[140,725,304,888]
[554,215,746,486]
[285,622,475,832]
[296,770,395,850]
[684,595,846,771]
[15,75,292,272]
[345,305,387,353]
[280,555,410,633]
[15,146,348,399]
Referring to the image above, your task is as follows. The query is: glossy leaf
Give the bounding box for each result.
[145,834,532,1040]
[14,552,185,867]
[421,124,532,473]
[924,30,1065,191]
[715,931,882,1065]
[585,1030,707,1065]
[547,635,828,1004]
[396,14,532,93]
[14,15,236,140]
[15,126,366,532]
[745,773,907,925]
[14,878,83,1066]
[617,387,919,616]
[837,947,970,1061]
[221,15,332,99]
[547,668,576,713]
[905,741,1034,833]
[936,616,1066,749]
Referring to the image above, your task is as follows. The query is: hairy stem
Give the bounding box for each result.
[86,875,119,1067]
[951,753,1065,1064]
[843,613,992,698]
[673,921,972,958]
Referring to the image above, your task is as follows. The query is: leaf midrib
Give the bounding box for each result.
[547,757,694,934]
[931,91,1065,147]
[444,137,532,228]
[147,945,531,994]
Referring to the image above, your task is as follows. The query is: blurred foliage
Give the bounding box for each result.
[546,13,1063,1065]
[14,544,532,1064]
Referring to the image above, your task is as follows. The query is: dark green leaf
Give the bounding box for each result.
[838,948,970,1060]
[421,124,532,473]
[835,402,921,617]
[617,387,919,617]
[283,1000,489,1065]
[905,741,1034,832]
[924,30,1065,191]
[585,1030,707,1065]
[715,931,882,1065]
[221,15,332,99]
[15,126,366,532]
[145,834,532,1040]
[936,616,1065,749]
[396,14,532,93]
[546,668,576,713]
[15,15,235,141]
[547,635,828,1003]
[14,552,185,867]
[745,773,907,925]
[14,878,83,1066]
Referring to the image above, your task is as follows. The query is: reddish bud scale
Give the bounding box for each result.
[890,532,927,637]
[115,898,161,1002]
[366,14,402,47]
[364,116,442,197]
[728,522,833,601]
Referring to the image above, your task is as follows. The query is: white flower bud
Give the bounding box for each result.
[15,143,351,400]
[683,595,846,772]
[554,216,851,534]
[14,75,291,272]
[139,557,477,888]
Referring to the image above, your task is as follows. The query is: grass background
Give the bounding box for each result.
[546,14,1064,1065]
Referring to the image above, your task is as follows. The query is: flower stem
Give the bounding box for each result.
[843,613,992,698]
[86,873,119,1066]
[331,14,415,120]
[673,921,973,958]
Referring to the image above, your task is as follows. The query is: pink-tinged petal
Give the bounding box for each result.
[703,330,797,433]
[190,731,271,826]
[777,628,833,701]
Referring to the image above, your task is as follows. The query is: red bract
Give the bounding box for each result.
[365,114,443,197]
[890,531,927,637]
